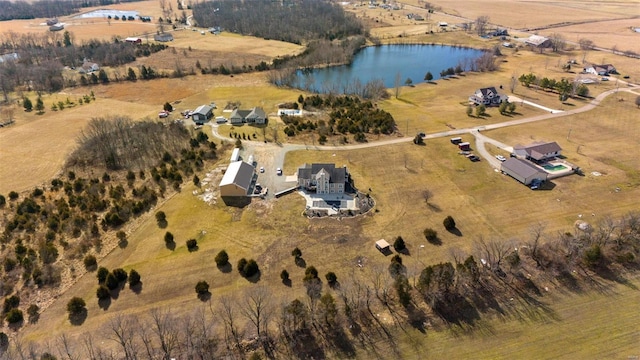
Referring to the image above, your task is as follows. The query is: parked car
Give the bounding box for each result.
[466,154,480,162]
[530,179,543,190]
[158,111,169,118]
[601,77,609,81]
[276,168,282,176]
[495,155,507,162]
[259,166,264,173]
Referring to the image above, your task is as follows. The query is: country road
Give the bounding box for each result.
[210,83,639,190]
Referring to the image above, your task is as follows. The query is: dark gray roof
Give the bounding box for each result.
[194,105,213,115]
[246,107,266,120]
[501,158,545,178]
[298,163,346,184]
[515,141,562,160]
[479,87,498,97]
[219,161,254,192]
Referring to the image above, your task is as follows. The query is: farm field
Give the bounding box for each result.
[2,0,640,357]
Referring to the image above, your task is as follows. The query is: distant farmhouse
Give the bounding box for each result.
[513,141,562,163]
[49,24,64,32]
[154,33,173,42]
[0,52,19,64]
[230,107,266,125]
[583,64,617,76]
[192,105,214,125]
[469,87,507,106]
[298,163,349,195]
[78,60,100,74]
[125,37,142,44]
[525,35,551,48]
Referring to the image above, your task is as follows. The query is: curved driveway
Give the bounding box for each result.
[210,84,639,188]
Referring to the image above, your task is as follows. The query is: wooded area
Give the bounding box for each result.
[0,0,145,21]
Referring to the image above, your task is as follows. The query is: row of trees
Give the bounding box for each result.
[519,73,589,101]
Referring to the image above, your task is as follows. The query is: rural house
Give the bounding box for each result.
[525,35,551,48]
[78,60,100,74]
[230,107,267,125]
[469,87,507,106]
[219,161,255,197]
[297,163,348,195]
[501,158,548,185]
[192,105,214,125]
[513,141,562,162]
[583,64,617,76]
[125,37,142,44]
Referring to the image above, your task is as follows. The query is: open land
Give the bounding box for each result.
[1,0,640,358]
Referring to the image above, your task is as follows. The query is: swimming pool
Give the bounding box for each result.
[543,163,568,172]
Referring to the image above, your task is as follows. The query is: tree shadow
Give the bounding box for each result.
[282,278,292,287]
[328,280,340,290]
[246,270,262,283]
[198,291,212,302]
[432,292,480,326]
[28,312,40,324]
[398,247,411,256]
[427,203,442,212]
[405,304,428,333]
[157,220,168,229]
[130,281,143,294]
[295,257,307,268]
[555,270,582,293]
[446,228,463,237]
[98,297,111,310]
[187,245,199,252]
[327,327,356,357]
[118,239,128,249]
[286,329,325,360]
[110,283,125,300]
[85,263,97,272]
[69,309,88,326]
[7,319,24,330]
[217,262,232,273]
[427,237,442,246]
[165,240,176,251]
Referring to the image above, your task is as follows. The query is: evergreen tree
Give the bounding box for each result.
[23,96,33,112]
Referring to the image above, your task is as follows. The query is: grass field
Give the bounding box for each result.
[3,0,640,356]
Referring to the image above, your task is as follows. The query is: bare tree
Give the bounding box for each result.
[475,236,511,271]
[527,222,546,268]
[240,286,273,339]
[55,334,78,360]
[475,16,490,36]
[394,71,402,99]
[107,314,139,360]
[509,73,518,93]
[218,295,245,358]
[578,38,594,50]
[422,189,433,205]
[549,33,566,52]
[150,308,180,359]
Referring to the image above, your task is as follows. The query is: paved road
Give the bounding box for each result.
[209,84,639,185]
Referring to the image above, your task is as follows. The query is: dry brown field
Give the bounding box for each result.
[538,18,640,54]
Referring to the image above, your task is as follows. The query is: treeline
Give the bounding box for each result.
[0,120,219,339]
[192,0,365,45]
[0,0,145,21]
[519,73,589,101]
[0,32,166,94]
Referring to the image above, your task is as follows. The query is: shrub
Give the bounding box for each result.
[112,268,128,283]
[3,295,20,314]
[244,259,259,277]
[195,281,209,295]
[393,236,406,251]
[96,285,110,299]
[164,231,174,244]
[105,273,119,290]
[280,269,289,282]
[325,272,337,285]
[8,191,18,200]
[291,247,302,259]
[27,304,39,317]
[304,266,319,282]
[237,258,248,276]
[186,239,198,251]
[584,244,603,268]
[83,255,97,270]
[0,195,5,207]
[128,269,141,286]
[66,297,86,315]
[97,267,109,283]
[443,216,456,230]
[423,228,438,243]
[155,211,167,227]
[215,250,229,267]
[5,309,23,324]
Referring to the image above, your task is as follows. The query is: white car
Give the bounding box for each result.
[495,155,507,162]
[259,167,264,173]
[276,168,282,176]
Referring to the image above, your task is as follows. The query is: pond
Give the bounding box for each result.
[294,44,485,94]
[75,9,140,19]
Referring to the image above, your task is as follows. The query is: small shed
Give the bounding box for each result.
[192,105,214,124]
[458,142,471,151]
[375,239,391,252]
[154,33,174,42]
[450,137,462,144]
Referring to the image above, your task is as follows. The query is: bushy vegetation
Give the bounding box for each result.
[519,73,589,101]
[192,0,364,45]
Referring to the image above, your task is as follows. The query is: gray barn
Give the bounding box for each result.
[501,158,547,185]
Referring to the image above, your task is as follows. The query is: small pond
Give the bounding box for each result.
[294,44,485,94]
[75,9,140,19]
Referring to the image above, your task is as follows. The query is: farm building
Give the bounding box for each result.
[49,24,64,32]
[297,163,348,195]
[125,37,142,44]
[154,33,174,42]
[192,105,214,124]
[230,148,240,162]
[513,141,562,162]
[469,87,507,106]
[219,161,255,197]
[450,137,462,144]
[458,142,471,151]
[501,158,548,185]
[525,35,551,48]
[78,60,99,74]
[376,239,391,252]
[230,107,267,125]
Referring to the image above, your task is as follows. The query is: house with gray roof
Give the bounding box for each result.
[469,86,507,106]
[298,163,348,195]
[525,35,551,48]
[192,105,214,124]
[230,107,266,125]
[514,141,562,162]
[501,158,548,185]
[219,161,255,197]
